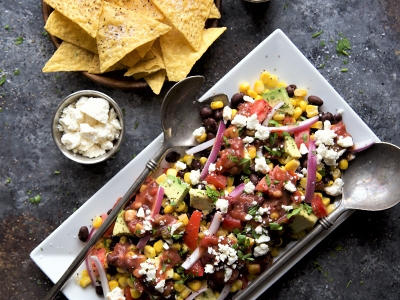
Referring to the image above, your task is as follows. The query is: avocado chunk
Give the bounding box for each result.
[289,206,318,233]
[159,175,189,204]
[189,188,215,211]
[262,87,294,115]
[113,210,133,236]
[284,135,301,158]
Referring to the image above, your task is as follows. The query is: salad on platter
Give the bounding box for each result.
[75,70,369,300]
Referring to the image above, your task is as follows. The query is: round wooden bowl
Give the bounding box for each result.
[41,0,222,91]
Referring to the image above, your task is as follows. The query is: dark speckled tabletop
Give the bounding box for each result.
[1,0,400,299]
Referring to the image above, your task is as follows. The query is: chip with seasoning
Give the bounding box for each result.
[144,69,167,95]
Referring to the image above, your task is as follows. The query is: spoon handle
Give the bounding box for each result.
[44,144,169,300]
[233,204,347,300]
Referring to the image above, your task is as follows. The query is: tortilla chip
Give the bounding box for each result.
[44,10,98,53]
[44,0,102,38]
[42,41,94,72]
[88,55,127,74]
[151,0,213,51]
[120,50,142,68]
[209,3,221,19]
[136,40,155,58]
[144,69,166,95]
[97,2,171,73]
[160,26,226,82]
[105,0,164,21]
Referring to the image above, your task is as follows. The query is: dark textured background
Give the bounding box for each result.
[0,0,399,299]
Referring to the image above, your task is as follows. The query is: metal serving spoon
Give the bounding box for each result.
[45,76,229,300]
[234,142,400,300]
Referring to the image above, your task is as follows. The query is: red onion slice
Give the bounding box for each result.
[266,116,319,133]
[84,228,99,286]
[262,102,284,126]
[152,186,164,217]
[207,211,223,235]
[91,255,110,296]
[185,287,208,300]
[186,138,215,155]
[200,121,226,180]
[304,139,317,203]
[217,284,232,300]
[136,232,151,249]
[352,138,375,153]
[227,183,245,198]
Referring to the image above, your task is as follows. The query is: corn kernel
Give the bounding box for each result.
[316,171,322,182]
[269,247,280,257]
[326,204,336,214]
[230,285,238,293]
[299,100,308,111]
[164,205,174,214]
[156,173,167,184]
[272,112,285,121]
[247,263,261,275]
[81,269,89,277]
[234,279,243,290]
[214,292,220,299]
[144,245,156,258]
[231,108,238,118]
[79,276,91,288]
[170,243,182,251]
[216,227,228,237]
[306,105,319,118]
[178,213,189,226]
[199,157,207,165]
[322,197,331,206]
[294,88,307,97]
[268,162,274,170]
[166,168,178,177]
[125,209,137,222]
[92,216,103,229]
[277,81,287,88]
[239,82,250,93]
[173,272,181,281]
[106,274,111,281]
[224,186,235,194]
[253,80,265,94]
[227,176,234,187]
[139,184,147,193]
[259,71,270,84]
[210,101,224,110]
[154,240,164,253]
[118,276,128,288]
[196,132,207,143]
[247,145,257,159]
[174,283,186,293]
[182,154,194,165]
[331,168,341,180]
[254,95,263,101]
[247,88,258,99]
[284,159,300,172]
[198,232,205,239]
[183,172,191,184]
[175,201,187,212]
[266,74,279,88]
[291,99,297,106]
[127,277,135,288]
[187,280,202,291]
[291,106,302,120]
[270,212,279,220]
[130,288,142,299]
[338,159,349,170]
[310,121,323,130]
[109,280,119,291]
[300,177,307,189]
[181,287,191,299]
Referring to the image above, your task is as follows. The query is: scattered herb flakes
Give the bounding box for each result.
[324,271,329,278]
[132,154,136,159]
[14,69,20,75]
[336,37,351,56]
[27,189,32,195]
[319,41,326,47]
[0,74,6,86]
[343,60,348,65]
[41,31,48,37]
[317,63,325,69]
[0,107,2,113]
[284,3,289,9]
[54,170,61,174]
[15,36,24,45]
[5,25,10,30]
[37,280,42,285]
[122,108,126,116]
[329,278,334,282]
[335,245,343,251]
[346,280,352,288]
[134,121,139,129]
[5,177,11,184]
[359,90,363,93]
[29,194,42,204]
[269,222,282,230]
[340,68,348,72]
[312,30,324,38]
[312,261,322,272]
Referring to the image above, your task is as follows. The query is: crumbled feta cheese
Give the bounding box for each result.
[139,259,157,281]
[299,143,309,154]
[78,97,110,124]
[255,156,270,174]
[324,178,344,196]
[82,144,106,158]
[255,225,263,234]
[204,264,215,274]
[316,144,340,166]
[137,208,145,218]
[301,168,308,175]
[337,136,354,148]
[174,160,187,171]
[143,220,152,231]
[154,279,166,293]
[193,126,206,138]
[244,214,253,221]
[163,242,170,250]
[243,95,255,103]
[208,163,216,172]
[106,287,125,300]
[314,121,337,146]
[223,106,232,123]
[231,114,248,128]
[281,204,293,211]
[61,132,81,150]
[284,181,297,193]
[189,169,201,185]
[246,114,259,130]
[258,206,270,215]
[224,268,233,282]
[170,222,183,235]
[254,215,262,222]
[255,124,270,140]
[255,234,270,244]
[216,198,229,213]
[244,181,255,194]
[242,136,254,144]
[253,243,269,257]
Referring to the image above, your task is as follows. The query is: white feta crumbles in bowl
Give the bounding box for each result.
[51,90,124,164]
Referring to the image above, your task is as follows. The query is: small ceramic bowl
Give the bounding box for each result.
[51,90,125,164]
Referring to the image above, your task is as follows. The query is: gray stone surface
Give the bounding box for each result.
[0,0,399,299]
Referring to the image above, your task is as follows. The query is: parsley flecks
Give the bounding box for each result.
[264,174,271,186]
[0,74,6,86]
[312,261,323,272]
[134,121,139,129]
[312,30,324,38]
[320,41,326,47]
[269,222,282,230]
[268,120,280,127]
[54,170,60,174]
[29,194,42,204]
[228,155,239,163]
[14,69,20,75]
[340,68,348,72]
[15,36,24,45]
[248,204,259,216]
[336,37,351,56]
[302,133,308,143]
[317,63,325,69]
[223,136,230,147]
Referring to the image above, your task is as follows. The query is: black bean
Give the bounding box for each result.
[302,158,308,168]
[177,170,185,178]
[78,226,89,242]
[196,183,206,190]
[286,84,297,97]
[165,151,181,163]
[213,109,223,121]
[191,159,202,170]
[206,133,216,141]
[249,173,259,185]
[249,163,256,173]
[199,107,213,119]
[107,208,112,215]
[95,286,103,295]
[308,95,324,106]
[319,112,333,122]
[230,93,244,108]
[204,118,218,133]
[333,113,342,124]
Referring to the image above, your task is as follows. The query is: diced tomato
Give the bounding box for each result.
[330,121,351,138]
[103,223,115,238]
[291,190,303,204]
[200,235,219,248]
[186,260,204,277]
[222,214,242,231]
[311,194,328,218]
[250,100,272,122]
[255,176,269,193]
[91,247,107,276]
[294,128,310,149]
[183,211,202,251]
[282,116,296,125]
[124,286,133,300]
[205,172,228,189]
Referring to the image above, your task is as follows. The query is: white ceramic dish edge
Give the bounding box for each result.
[30,29,380,300]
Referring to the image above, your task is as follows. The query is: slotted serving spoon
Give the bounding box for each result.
[234,142,400,299]
[45,76,229,300]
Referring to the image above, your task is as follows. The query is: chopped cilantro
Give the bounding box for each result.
[172,233,183,240]
[223,136,230,147]
[269,222,282,230]
[248,204,259,216]
[237,250,254,261]
[134,121,139,129]
[54,170,60,174]
[343,60,348,65]
[312,30,324,38]
[228,155,239,163]
[320,41,326,47]
[41,31,48,37]
[346,280,352,288]
[29,194,42,204]
[340,68,348,72]
[317,63,325,69]
[336,37,351,56]
[206,186,220,203]
[5,25,10,30]
[0,74,6,86]
[302,133,308,143]
[14,69,20,75]
[15,36,24,45]
[312,261,322,272]
[264,174,271,186]
[284,3,289,9]
[268,120,280,127]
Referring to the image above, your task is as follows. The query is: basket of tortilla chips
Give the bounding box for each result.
[42,0,224,94]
